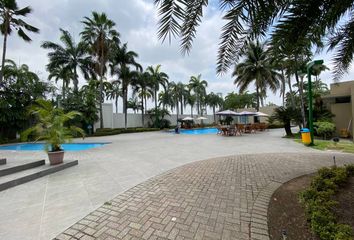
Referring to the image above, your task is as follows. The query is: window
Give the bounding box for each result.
[335,96,351,104]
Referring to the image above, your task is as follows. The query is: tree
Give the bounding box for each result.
[132,71,153,126]
[47,65,74,100]
[232,41,281,111]
[106,80,122,114]
[272,106,301,137]
[154,1,354,79]
[127,97,141,114]
[186,93,196,117]
[81,11,120,128]
[0,0,39,84]
[146,64,169,123]
[42,29,93,93]
[206,92,223,122]
[158,82,175,111]
[1,60,47,140]
[110,43,142,129]
[224,91,257,110]
[189,74,207,115]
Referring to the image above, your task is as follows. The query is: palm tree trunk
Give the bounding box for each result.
[115,97,118,114]
[123,84,128,129]
[141,96,144,127]
[62,80,66,100]
[287,75,296,108]
[154,89,158,124]
[73,68,79,93]
[0,29,8,85]
[190,105,193,117]
[144,95,147,114]
[295,71,306,127]
[213,106,216,123]
[255,85,260,111]
[99,44,105,129]
[176,102,179,126]
[281,69,286,106]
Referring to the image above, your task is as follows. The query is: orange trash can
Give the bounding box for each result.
[301,128,311,145]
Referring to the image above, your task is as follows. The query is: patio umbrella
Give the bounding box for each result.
[216,110,241,116]
[255,111,269,117]
[182,117,194,121]
[238,111,257,116]
[196,117,208,120]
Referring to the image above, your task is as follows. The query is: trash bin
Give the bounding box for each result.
[300,128,311,145]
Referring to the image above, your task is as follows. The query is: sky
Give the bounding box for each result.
[5,0,354,113]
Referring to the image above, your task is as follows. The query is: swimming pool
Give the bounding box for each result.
[179,128,218,135]
[0,143,108,151]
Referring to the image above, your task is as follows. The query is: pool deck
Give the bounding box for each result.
[0,129,351,240]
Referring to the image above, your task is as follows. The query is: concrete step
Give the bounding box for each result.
[0,160,45,177]
[0,158,6,165]
[0,160,78,192]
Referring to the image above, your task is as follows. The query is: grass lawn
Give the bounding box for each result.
[295,139,354,153]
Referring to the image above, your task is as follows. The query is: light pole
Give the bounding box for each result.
[307,60,324,145]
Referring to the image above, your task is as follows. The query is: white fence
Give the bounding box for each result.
[94,103,215,129]
[94,103,277,130]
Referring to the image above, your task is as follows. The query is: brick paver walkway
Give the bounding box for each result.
[55,152,354,240]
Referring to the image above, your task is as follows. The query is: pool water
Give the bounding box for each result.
[179,128,218,135]
[0,143,107,151]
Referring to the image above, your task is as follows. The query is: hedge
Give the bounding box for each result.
[92,128,160,136]
[300,165,354,240]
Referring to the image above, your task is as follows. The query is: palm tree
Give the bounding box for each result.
[81,11,120,128]
[146,65,169,123]
[155,1,354,79]
[206,92,223,122]
[47,65,74,100]
[0,0,39,84]
[127,96,141,114]
[189,74,208,115]
[106,80,122,114]
[112,65,139,129]
[132,71,153,127]
[233,41,281,111]
[158,83,174,111]
[174,82,188,115]
[186,93,196,117]
[42,29,93,94]
[110,43,141,129]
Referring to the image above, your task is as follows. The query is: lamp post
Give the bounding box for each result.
[307,60,324,145]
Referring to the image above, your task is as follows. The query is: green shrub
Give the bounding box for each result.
[299,165,354,239]
[93,128,160,136]
[314,121,336,140]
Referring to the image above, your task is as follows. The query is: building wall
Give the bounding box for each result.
[330,81,354,95]
[331,103,352,136]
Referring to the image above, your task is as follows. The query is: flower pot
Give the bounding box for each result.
[47,151,64,165]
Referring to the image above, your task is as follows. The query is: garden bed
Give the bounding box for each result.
[268,168,354,239]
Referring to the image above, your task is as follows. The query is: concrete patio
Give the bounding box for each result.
[0,129,340,239]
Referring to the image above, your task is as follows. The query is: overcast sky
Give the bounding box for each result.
[5,0,354,112]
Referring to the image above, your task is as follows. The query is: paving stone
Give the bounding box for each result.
[53,153,354,240]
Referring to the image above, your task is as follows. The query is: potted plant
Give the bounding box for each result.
[22,99,85,165]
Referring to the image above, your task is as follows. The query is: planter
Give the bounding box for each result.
[47,151,64,165]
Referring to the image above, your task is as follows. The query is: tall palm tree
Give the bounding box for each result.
[206,92,224,122]
[233,41,281,111]
[110,43,142,129]
[0,0,39,84]
[186,93,196,117]
[42,29,93,93]
[106,80,122,114]
[174,82,188,115]
[81,11,120,128]
[132,71,153,127]
[127,96,141,114]
[112,65,139,129]
[158,83,174,111]
[146,65,169,123]
[189,74,208,115]
[47,65,74,100]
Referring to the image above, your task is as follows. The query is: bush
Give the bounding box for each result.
[314,121,336,140]
[93,128,160,136]
[299,165,354,240]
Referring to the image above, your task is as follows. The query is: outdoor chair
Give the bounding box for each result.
[228,125,236,136]
[237,124,245,134]
[216,125,223,135]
